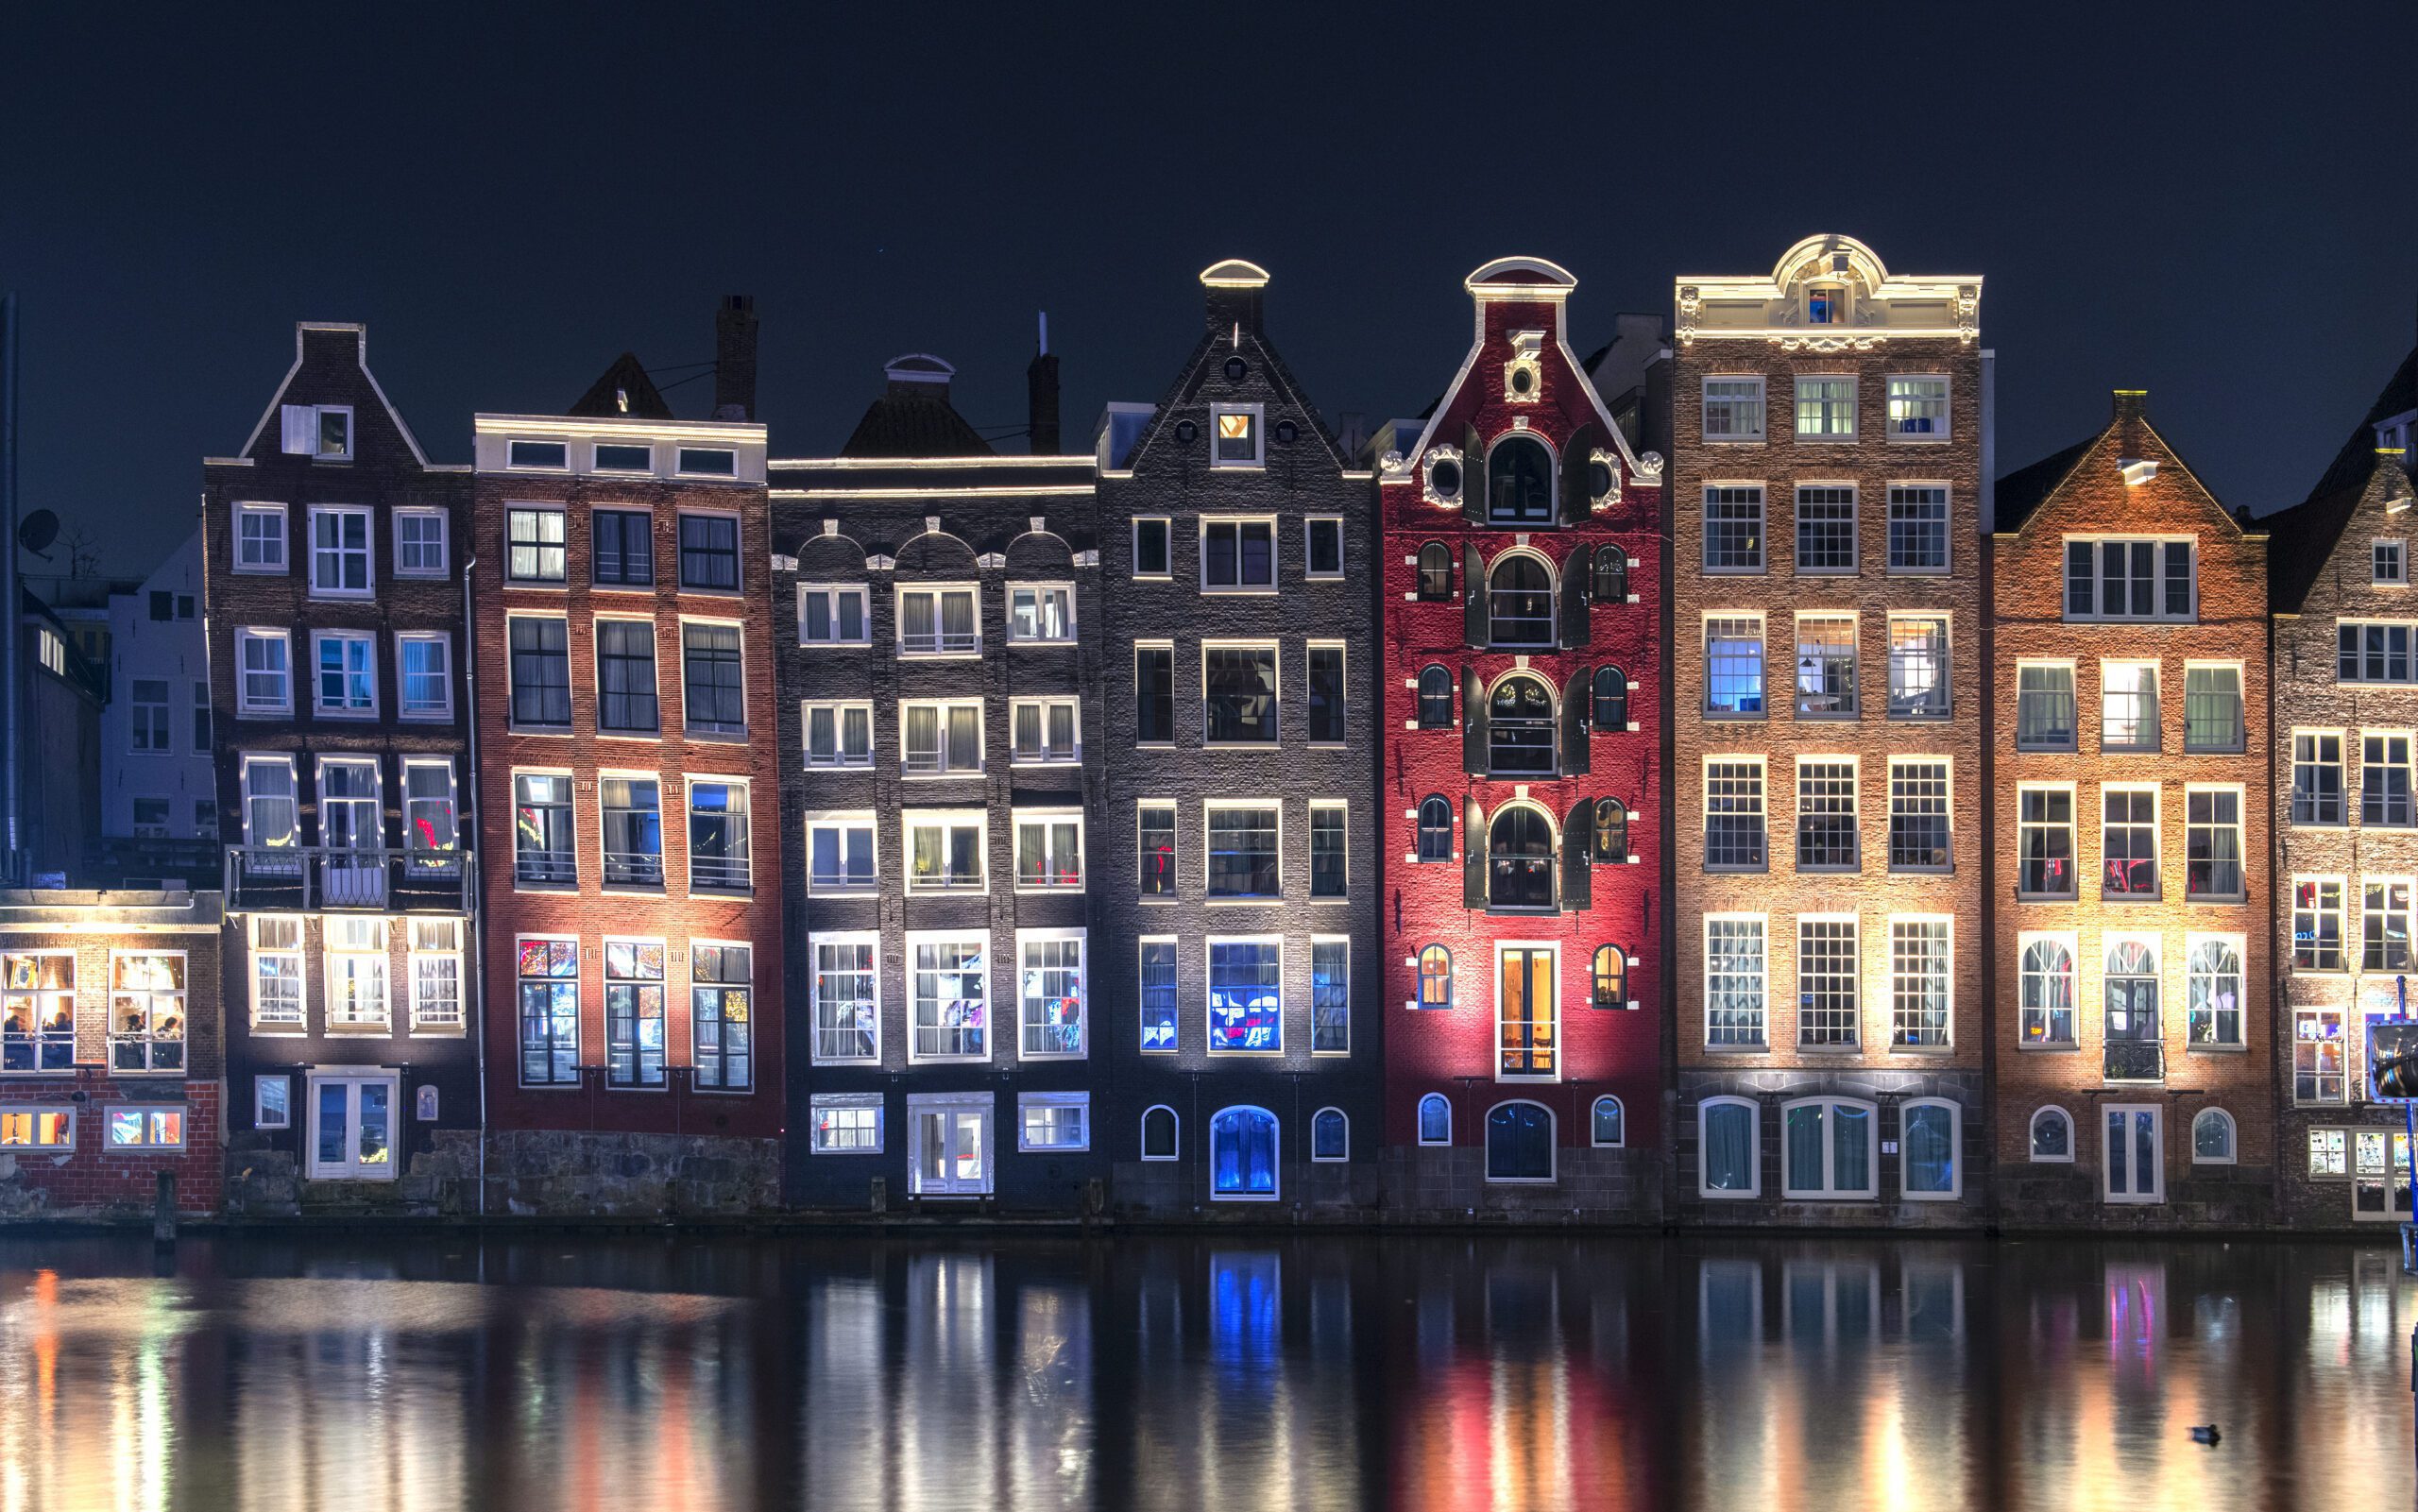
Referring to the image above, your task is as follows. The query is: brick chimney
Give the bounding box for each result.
[1200,259,1269,337]
[1027,312,1061,454]
[714,295,758,420]
[2112,388,2147,423]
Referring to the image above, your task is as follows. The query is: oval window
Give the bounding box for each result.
[1273,419,1297,445]
[1509,365,1535,396]
[1223,356,1248,381]
[1429,456,1462,499]
[1588,460,1615,499]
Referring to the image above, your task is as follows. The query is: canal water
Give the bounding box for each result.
[0,1232,2405,1512]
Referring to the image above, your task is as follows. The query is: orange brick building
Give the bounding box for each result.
[1988,391,2273,1227]
[1669,235,1988,1223]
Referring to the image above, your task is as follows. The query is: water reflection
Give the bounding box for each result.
[0,1233,2404,1510]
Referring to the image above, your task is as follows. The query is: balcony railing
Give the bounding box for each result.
[2103,1041,2166,1084]
[225,846,474,915]
[899,630,979,655]
[689,852,751,892]
[602,848,664,888]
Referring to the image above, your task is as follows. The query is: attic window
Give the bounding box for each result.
[280,404,352,460]
[508,440,570,470]
[1807,286,1843,324]
[1223,357,1248,382]
[594,443,653,472]
[1274,420,1298,447]
[678,448,738,478]
[2376,540,2408,586]
[1211,406,1262,467]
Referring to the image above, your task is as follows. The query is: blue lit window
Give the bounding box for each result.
[1207,941,1281,1053]
[1210,1106,1279,1198]
[1592,1096,1624,1148]
[1139,941,1177,1052]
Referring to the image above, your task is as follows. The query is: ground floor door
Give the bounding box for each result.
[308,1072,399,1181]
[2352,1129,2414,1220]
[910,1098,992,1196]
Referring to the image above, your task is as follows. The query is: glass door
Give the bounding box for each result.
[911,1102,991,1196]
[2351,1130,2414,1221]
[2102,1105,2163,1203]
[308,1074,398,1180]
[1497,947,1557,1078]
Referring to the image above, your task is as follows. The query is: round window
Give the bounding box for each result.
[1175,419,1199,444]
[1223,356,1248,381]
[1510,365,1535,395]
[1429,457,1462,498]
[1588,460,1615,499]
[1273,419,1298,445]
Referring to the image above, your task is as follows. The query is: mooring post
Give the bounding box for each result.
[152,1170,176,1244]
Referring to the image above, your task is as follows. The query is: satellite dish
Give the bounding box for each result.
[17,510,57,553]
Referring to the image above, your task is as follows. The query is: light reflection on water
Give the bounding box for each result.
[0,1235,2405,1511]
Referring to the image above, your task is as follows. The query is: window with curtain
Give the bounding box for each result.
[1902,1102,1957,1196]
[601,778,662,886]
[1783,1098,1875,1198]
[677,514,740,590]
[1210,1106,1279,1198]
[681,623,746,734]
[1418,945,1452,1009]
[1701,1100,1757,1195]
[592,508,654,586]
[2184,665,2243,751]
[508,618,571,727]
[596,620,658,732]
[903,701,983,775]
[2016,664,2075,749]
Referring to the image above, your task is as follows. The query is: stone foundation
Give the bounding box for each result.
[1377,1146,1661,1225]
[225,1129,483,1218]
[1110,1160,1378,1222]
[485,1130,780,1217]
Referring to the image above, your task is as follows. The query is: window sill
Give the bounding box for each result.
[235,708,296,721]
[1890,865,1956,877]
[2101,892,2164,904]
[597,728,664,741]
[1796,863,1862,875]
[2015,743,2079,756]
[2184,894,2247,906]
[1007,637,1079,649]
[514,878,580,894]
[1201,742,1282,752]
[905,886,987,896]
[1793,710,1862,722]
[799,639,873,651]
[229,566,290,577]
[1698,436,1765,446]
[2184,747,2247,756]
[324,1024,395,1037]
[1885,567,1953,577]
[1796,1043,1864,1055]
[896,651,983,662]
[1698,567,1769,577]
[1702,1043,1769,1054]
[902,771,984,781]
[1013,886,1087,896]
[2015,892,2077,905]
[688,885,755,900]
[2186,1043,2250,1054]
[1793,434,1860,445]
[506,724,573,738]
[407,1027,468,1039]
[1887,711,1952,722]
[502,579,570,591]
[1793,569,1860,579]
[683,728,750,743]
[398,709,456,723]
[1700,712,1768,722]
[1199,586,1279,596]
[1888,1044,1955,1056]
[808,887,878,899]
[248,1026,309,1037]
[2017,1041,2079,1053]
[1010,758,1081,770]
[590,582,658,594]
[313,708,380,722]
[1703,865,1771,875]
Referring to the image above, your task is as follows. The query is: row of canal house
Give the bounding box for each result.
[24,233,2392,1229]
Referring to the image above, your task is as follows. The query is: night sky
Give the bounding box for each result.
[4,6,2409,577]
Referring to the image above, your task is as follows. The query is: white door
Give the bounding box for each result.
[911,1102,992,1196]
[309,1074,399,1180]
[2351,1130,2414,1221]
[2102,1104,2163,1203]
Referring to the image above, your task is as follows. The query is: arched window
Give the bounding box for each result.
[2103,938,2160,1080]
[1418,945,1453,1008]
[1593,800,1628,863]
[1209,1106,1279,1199]
[2192,1108,2237,1164]
[1487,436,1555,524]
[1902,1099,1960,1198]
[2020,937,2076,1045]
[1141,1105,1179,1162]
[1488,554,1555,646]
[1417,543,1453,601]
[1417,1093,1452,1146]
[1486,805,1556,910]
[2030,1106,2073,1163]
[1486,1101,1555,1181]
[1592,945,1628,1009]
[1592,545,1628,604]
[1592,666,1628,732]
[1488,673,1556,774]
[1311,1107,1349,1162]
[1417,798,1453,863]
[1781,1097,1879,1198]
[1591,1096,1625,1148]
[1700,1096,1760,1197]
[1417,666,1454,728]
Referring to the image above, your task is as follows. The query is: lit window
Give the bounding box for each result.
[2295,1009,2347,1103]
[2103,939,2163,1083]
[810,936,878,1064]
[601,778,662,888]
[1591,944,1628,1011]
[1886,375,1950,438]
[2101,787,2158,898]
[1704,616,1765,715]
[910,936,988,1060]
[2100,661,2159,752]
[236,502,288,570]
[1139,940,1178,1051]
[798,584,869,645]
[1212,406,1262,467]
[0,1108,73,1149]
[506,507,568,584]
[811,1095,882,1153]
[1209,1106,1279,1198]
[108,952,186,1073]
[324,917,389,1028]
[604,939,668,1088]
[1,951,76,1071]
[1794,377,1856,439]
[513,774,575,886]
[1019,1093,1090,1150]
[2018,937,2076,1045]
[2365,880,2415,973]
[694,959,758,1096]
[1705,917,1767,1046]
[517,939,579,1086]
[105,1108,184,1149]
[2185,789,2243,899]
[1137,803,1176,897]
[1207,940,1281,1053]
[409,918,464,1032]
[280,403,351,460]
[2186,936,2243,1047]
[2293,878,2346,971]
[1009,585,1075,642]
[1889,919,1951,1048]
[687,779,751,891]
[1591,1096,1625,1148]
[905,814,984,893]
[1888,617,1949,718]
[1311,939,1349,1053]
[1418,945,1453,1009]
[799,700,874,767]
[1794,613,1856,717]
[1782,1098,1877,1198]
[1018,932,1086,1058]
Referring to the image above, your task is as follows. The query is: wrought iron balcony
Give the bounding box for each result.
[2103,1040,2166,1084]
[225,845,475,915]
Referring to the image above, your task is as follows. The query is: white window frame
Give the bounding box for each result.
[1590,1095,1626,1149]
[1311,1106,1351,1162]
[905,933,991,1065]
[322,917,391,1030]
[899,697,985,778]
[1006,582,1077,644]
[234,501,289,573]
[306,504,375,599]
[809,1092,884,1154]
[1017,1091,1092,1150]
[1697,1095,1762,1198]
[801,700,876,769]
[2102,1102,2167,1204]
[1209,402,1266,468]
[103,1105,187,1151]
[2017,928,2080,1048]
[1417,1092,1453,1147]
[2338,620,2418,685]
[808,931,881,1067]
[0,1105,76,1151]
[1885,374,1951,441]
[2100,781,2162,902]
[1899,1097,1963,1200]
[310,630,378,719]
[395,632,452,722]
[805,809,877,896]
[903,809,987,895]
[2099,660,2161,752]
[1701,485,1767,574]
[1492,940,1561,1084]
[1780,1096,1881,1199]
[1703,912,1769,1047]
[1204,934,1285,1057]
[1884,484,1953,575]
[254,1075,291,1130]
[797,583,872,647]
[1702,612,1767,715]
[1699,376,1766,442]
[684,773,753,892]
[505,438,570,471]
[1794,911,1860,1046]
[1131,517,1172,579]
[407,917,466,1034]
[1203,799,1283,900]
[2375,539,2409,586]
[2184,785,2247,902]
[1303,515,1345,580]
[1199,517,1279,593]
[1138,935,1179,1052]
[1792,483,1859,576]
[1139,1104,1180,1161]
[2029,1105,2076,1164]
[1013,809,1085,893]
[904,1091,995,1195]
[1200,639,1281,744]
[1794,375,1858,441]
[393,506,449,577]
[1886,613,1951,720]
[281,402,353,460]
[894,584,980,657]
[2191,1108,2239,1165]
[1009,696,1081,765]
[235,628,293,717]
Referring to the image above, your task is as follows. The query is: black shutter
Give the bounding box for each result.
[1464,544,1488,648]
[1463,796,1486,909]
[1562,799,1594,912]
[1462,665,1487,775]
[1562,665,1591,776]
[1560,422,1601,526]
[1462,422,1487,525]
[1559,544,1592,649]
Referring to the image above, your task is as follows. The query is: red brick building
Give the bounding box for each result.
[0,890,224,1215]
[1378,257,1665,1216]
[1668,236,1988,1225]
[1989,391,2273,1227]
[471,363,785,1214]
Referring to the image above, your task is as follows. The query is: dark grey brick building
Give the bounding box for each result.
[1094,261,1381,1217]
[773,355,1109,1211]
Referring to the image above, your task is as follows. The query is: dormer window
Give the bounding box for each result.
[1807,285,1843,324]
[280,404,353,460]
[1212,405,1263,467]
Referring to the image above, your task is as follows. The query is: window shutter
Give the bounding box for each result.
[1559,545,1592,649]
[1562,799,1595,912]
[1461,423,1487,525]
[1462,796,1486,909]
[1463,544,1488,648]
[281,404,315,454]
[1562,665,1592,776]
[1462,665,1487,775]
[1561,423,1602,526]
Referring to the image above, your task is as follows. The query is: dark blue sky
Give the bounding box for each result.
[3,4,2409,576]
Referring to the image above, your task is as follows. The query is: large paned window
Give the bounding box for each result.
[905,813,984,892]
[592,509,654,586]
[1489,674,1556,774]
[677,514,740,590]
[2101,787,2158,897]
[2293,878,2345,971]
[314,632,375,716]
[2293,733,2345,824]
[1,952,75,1070]
[2066,538,2194,620]
[1488,555,1554,647]
[238,629,292,715]
[1700,1098,1759,1197]
[2186,936,2243,1047]
[2100,662,2159,751]
[1496,947,1556,1079]
[2338,621,2418,684]
[600,777,662,887]
[805,703,875,768]
[323,918,388,1028]
[1200,518,1276,589]
[508,617,571,728]
[1008,585,1074,643]
[1138,803,1176,896]
[898,586,979,655]
[1888,617,1949,717]
[1013,812,1083,890]
[1202,645,1278,742]
[506,507,567,585]
[688,779,751,891]
[1011,698,1079,764]
[1206,804,1280,898]
[398,635,451,720]
[1783,1098,1877,1198]
[1887,376,1950,438]
[1705,759,1767,870]
[1796,917,1858,1046]
[2364,733,2415,825]
[1706,917,1767,1047]
[1890,919,1951,1048]
[902,701,983,776]
[1795,377,1856,439]
[1886,485,1950,570]
[681,623,746,735]
[1795,614,1857,717]
[2365,879,2414,973]
[1795,759,1858,871]
[409,919,464,1031]
[1210,1106,1279,1198]
[2295,1009,2347,1103]
[1486,437,1553,524]
[1486,806,1555,909]
[1794,486,1856,573]
[1206,941,1281,1053]
[109,953,186,1073]
[1701,378,1765,440]
[2016,664,2076,749]
[1703,487,1765,571]
[595,620,659,732]
[1138,940,1178,1051]
[2184,666,2244,752]
[514,773,575,885]
[309,505,373,596]
[799,584,869,645]
[2103,939,2162,1082]
[691,943,752,1091]
[1018,932,1086,1059]
[811,937,878,1064]
[2019,936,2075,1045]
[807,815,876,894]
[2185,789,2243,899]
[604,940,668,1088]
[517,939,580,1086]
[910,937,987,1060]
[1134,644,1174,744]
[1307,644,1346,744]
[1705,616,1765,714]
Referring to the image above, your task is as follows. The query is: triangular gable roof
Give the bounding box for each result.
[569,353,674,419]
[235,322,438,467]
[1121,281,1350,475]
[1994,402,2254,544]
